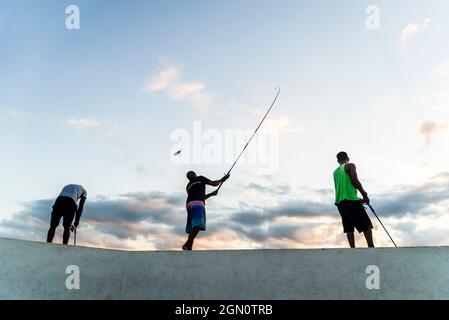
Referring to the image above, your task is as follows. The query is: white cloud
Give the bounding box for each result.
[144,66,179,92]
[434,60,449,76]
[417,120,447,147]
[143,66,214,111]
[264,117,303,134]
[4,110,27,118]
[67,118,101,131]
[0,109,28,121]
[400,18,431,51]
[168,82,204,100]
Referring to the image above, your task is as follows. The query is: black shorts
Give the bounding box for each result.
[50,196,77,228]
[336,200,373,233]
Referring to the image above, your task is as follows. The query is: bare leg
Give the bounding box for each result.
[63,227,71,245]
[363,228,375,247]
[47,226,56,243]
[183,227,200,250]
[346,232,355,248]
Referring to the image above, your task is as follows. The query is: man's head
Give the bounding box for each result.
[186,171,197,181]
[336,151,349,164]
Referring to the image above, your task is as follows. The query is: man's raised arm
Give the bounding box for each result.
[205,173,230,187]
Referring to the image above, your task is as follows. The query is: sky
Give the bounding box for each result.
[0,0,449,250]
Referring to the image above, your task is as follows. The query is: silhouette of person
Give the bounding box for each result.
[182,171,230,250]
[47,184,87,245]
[333,152,374,248]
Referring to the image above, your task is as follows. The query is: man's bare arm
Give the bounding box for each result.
[206,180,221,187]
[346,163,370,204]
[74,197,86,227]
[205,173,230,187]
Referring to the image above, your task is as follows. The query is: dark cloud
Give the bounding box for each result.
[1,173,449,249]
[374,175,449,217]
[214,221,339,246]
[0,191,186,248]
[229,199,335,228]
[86,199,178,225]
[230,210,270,226]
[271,201,334,217]
[243,183,291,195]
[120,191,184,206]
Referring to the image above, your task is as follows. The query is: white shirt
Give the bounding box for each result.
[59,184,87,203]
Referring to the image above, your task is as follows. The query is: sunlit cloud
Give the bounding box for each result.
[400,18,431,51]
[143,66,214,111]
[144,66,179,92]
[417,120,447,147]
[264,116,303,134]
[67,118,101,131]
[1,173,449,250]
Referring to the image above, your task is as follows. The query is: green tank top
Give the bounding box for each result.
[333,163,359,204]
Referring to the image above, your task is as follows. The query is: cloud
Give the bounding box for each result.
[3,110,28,118]
[400,18,431,51]
[135,165,157,177]
[144,66,179,92]
[0,186,335,250]
[229,200,334,228]
[243,183,291,195]
[1,173,449,250]
[0,109,28,122]
[375,174,449,217]
[143,66,214,111]
[417,120,447,146]
[264,117,303,134]
[67,118,101,131]
[0,191,186,250]
[434,60,449,76]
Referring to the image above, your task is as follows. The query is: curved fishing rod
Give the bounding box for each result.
[216,87,281,193]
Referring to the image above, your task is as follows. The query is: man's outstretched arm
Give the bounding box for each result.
[74,197,86,227]
[346,163,370,204]
[205,173,230,187]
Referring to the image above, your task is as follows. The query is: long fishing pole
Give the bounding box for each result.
[367,204,397,248]
[71,225,77,246]
[216,87,280,193]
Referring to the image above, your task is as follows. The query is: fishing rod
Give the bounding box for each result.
[70,225,77,246]
[216,87,280,193]
[367,204,398,248]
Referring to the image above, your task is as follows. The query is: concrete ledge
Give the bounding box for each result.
[1,238,448,299]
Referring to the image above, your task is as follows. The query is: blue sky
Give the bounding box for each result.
[1,0,449,250]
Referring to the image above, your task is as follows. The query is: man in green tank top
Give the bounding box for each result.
[333,151,374,248]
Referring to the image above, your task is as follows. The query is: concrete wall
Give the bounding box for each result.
[1,238,449,299]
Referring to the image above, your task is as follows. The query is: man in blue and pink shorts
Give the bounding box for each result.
[182,171,230,250]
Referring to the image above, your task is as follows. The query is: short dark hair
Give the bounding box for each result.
[336,151,349,163]
[186,171,196,180]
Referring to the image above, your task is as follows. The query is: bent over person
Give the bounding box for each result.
[182,171,230,250]
[47,184,87,245]
[333,152,374,248]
